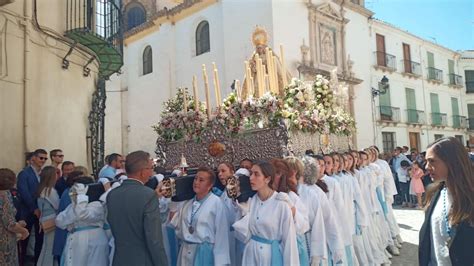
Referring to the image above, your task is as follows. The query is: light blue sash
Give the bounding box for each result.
[193,242,214,266]
[297,234,309,266]
[211,187,223,197]
[376,187,388,218]
[344,245,354,266]
[251,235,283,266]
[166,225,178,266]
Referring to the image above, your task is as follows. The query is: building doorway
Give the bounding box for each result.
[409,132,420,152]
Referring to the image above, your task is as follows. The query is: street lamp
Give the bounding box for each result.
[372,75,389,98]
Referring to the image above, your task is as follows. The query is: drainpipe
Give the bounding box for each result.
[419,41,430,146]
[22,0,30,156]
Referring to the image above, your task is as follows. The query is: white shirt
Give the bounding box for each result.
[429,188,452,266]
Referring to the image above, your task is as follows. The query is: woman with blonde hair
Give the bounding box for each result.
[37,166,60,266]
[419,137,474,266]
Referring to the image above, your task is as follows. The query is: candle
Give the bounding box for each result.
[192,75,199,111]
[212,62,222,107]
[183,88,188,113]
[250,77,255,97]
[280,44,288,88]
[264,73,270,93]
[235,79,241,100]
[244,61,251,99]
[273,55,279,95]
[202,64,211,119]
[265,48,274,93]
[256,56,263,98]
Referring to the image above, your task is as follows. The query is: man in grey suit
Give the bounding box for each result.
[107,151,168,266]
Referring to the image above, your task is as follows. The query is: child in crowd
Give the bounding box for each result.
[409,161,425,209]
[396,160,411,207]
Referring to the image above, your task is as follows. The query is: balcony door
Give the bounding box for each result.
[376,34,386,66]
[406,88,417,123]
[430,93,441,125]
[379,85,392,120]
[403,43,411,73]
[469,104,474,130]
[409,132,420,152]
[451,97,460,128]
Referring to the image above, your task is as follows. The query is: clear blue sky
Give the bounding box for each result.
[366,0,473,51]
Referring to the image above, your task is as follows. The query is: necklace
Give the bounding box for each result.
[188,193,210,234]
[259,189,273,201]
[441,187,453,245]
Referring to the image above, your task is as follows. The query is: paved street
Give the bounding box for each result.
[391,206,425,266]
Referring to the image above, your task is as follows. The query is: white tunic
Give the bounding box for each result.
[374,159,398,198]
[219,189,242,266]
[170,192,230,266]
[233,192,300,266]
[55,194,109,266]
[297,184,328,262]
[309,185,345,263]
[324,175,352,247]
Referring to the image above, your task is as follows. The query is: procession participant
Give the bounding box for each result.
[325,154,356,266]
[365,150,393,265]
[343,152,370,266]
[216,162,243,266]
[371,146,403,248]
[271,158,310,266]
[419,137,474,266]
[357,151,388,265]
[170,166,231,266]
[308,155,345,265]
[36,166,60,266]
[239,159,253,171]
[56,177,109,266]
[233,161,300,266]
[286,156,328,266]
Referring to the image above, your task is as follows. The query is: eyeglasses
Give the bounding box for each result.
[54,154,64,158]
[38,157,48,161]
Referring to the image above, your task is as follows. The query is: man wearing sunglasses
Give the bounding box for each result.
[50,149,64,177]
[17,148,48,264]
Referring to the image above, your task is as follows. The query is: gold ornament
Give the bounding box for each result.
[252,26,268,47]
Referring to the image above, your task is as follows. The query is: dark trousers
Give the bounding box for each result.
[19,213,44,265]
[399,181,410,203]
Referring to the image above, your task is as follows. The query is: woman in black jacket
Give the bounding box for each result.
[419,137,474,266]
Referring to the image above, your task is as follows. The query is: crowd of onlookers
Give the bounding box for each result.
[1,138,473,266]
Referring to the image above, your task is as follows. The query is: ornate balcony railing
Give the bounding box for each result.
[427,67,443,82]
[374,51,397,71]
[431,112,447,127]
[452,115,467,129]
[377,106,401,123]
[406,109,425,124]
[65,0,123,78]
[448,74,463,86]
[401,60,421,76]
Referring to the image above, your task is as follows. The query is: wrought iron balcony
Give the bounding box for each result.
[468,118,474,130]
[374,51,397,71]
[452,115,467,129]
[65,0,123,78]
[448,74,463,87]
[427,67,443,82]
[401,60,421,76]
[406,109,425,124]
[431,112,447,127]
[377,106,400,123]
[466,81,474,93]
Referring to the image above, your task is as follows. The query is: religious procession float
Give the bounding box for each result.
[152,27,356,202]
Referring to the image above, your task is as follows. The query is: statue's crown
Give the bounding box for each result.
[252,26,268,47]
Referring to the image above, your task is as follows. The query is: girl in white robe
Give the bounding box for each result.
[233,161,299,266]
[55,182,109,266]
[271,158,311,266]
[323,154,356,266]
[170,168,230,266]
[289,156,330,266]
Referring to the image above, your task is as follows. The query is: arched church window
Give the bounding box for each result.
[143,46,153,75]
[126,4,146,31]
[196,21,210,56]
